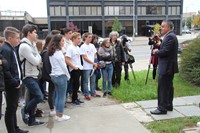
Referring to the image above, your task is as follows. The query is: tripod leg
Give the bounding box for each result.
[129,63,136,80]
[145,65,150,85]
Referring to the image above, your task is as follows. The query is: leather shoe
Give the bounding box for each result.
[150,109,167,115]
[16,128,29,133]
[166,106,173,111]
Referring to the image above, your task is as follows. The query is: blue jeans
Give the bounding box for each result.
[23,77,43,122]
[101,64,113,92]
[82,70,96,96]
[51,75,67,114]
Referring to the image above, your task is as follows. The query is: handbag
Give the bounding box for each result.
[127,54,135,64]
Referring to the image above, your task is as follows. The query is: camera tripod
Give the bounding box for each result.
[145,45,154,85]
[129,63,136,80]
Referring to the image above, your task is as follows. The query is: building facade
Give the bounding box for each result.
[47,0,183,37]
[0,10,48,39]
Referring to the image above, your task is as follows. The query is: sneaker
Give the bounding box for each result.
[15,128,29,133]
[18,98,25,107]
[55,115,70,122]
[92,93,101,97]
[72,100,80,105]
[103,92,107,97]
[85,96,91,100]
[77,99,84,103]
[49,110,56,116]
[36,109,44,114]
[28,120,45,126]
[108,92,112,96]
[21,108,29,124]
[35,109,44,117]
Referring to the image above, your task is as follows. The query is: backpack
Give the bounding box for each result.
[15,41,27,79]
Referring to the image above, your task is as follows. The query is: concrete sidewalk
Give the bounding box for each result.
[0,92,199,133]
[0,92,150,133]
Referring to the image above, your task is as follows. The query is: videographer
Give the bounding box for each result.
[148,33,162,80]
[121,35,131,81]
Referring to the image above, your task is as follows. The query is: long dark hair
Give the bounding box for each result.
[43,35,53,51]
[48,34,63,56]
[91,34,98,44]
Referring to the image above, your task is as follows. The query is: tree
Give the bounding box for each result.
[180,36,200,86]
[153,23,161,34]
[186,17,192,29]
[67,22,80,32]
[192,14,200,27]
[112,17,122,32]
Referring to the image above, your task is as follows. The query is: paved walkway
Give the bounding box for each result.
[0,92,199,133]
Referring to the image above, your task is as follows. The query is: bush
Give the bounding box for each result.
[179,35,200,86]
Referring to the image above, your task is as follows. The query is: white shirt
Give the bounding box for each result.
[49,50,70,80]
[81,43,97,70]
[66,44,83,71]
[62,38,73,56]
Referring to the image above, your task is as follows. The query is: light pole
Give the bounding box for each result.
[184,6,188,30]
[132,0,135,41]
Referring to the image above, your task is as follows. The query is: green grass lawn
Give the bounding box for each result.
[145,116,200,133]
[100,70,200,103]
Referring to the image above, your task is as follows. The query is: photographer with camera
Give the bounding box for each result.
[148,33,162,80]
[121,35,131,81]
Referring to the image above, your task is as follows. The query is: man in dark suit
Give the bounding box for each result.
[150,20,179,115]
[0,27,29,133]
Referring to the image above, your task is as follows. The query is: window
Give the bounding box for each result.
[80,7,85,15]
[55,6,61,16]
[168,6,179,15]
[114,7,119,15]
[86,7,91,15]
[74,7,79,16]
[119,6,125,15]
[50,7,54,16]
[146,6,164,15]
[109,7,114,15]
[172,7,176,15]
[91,7,97,15]
[69,7,73,16]
[125,7,131,15]
[61,7,66,16]
[97,7,101,15]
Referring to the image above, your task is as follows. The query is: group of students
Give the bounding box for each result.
[0,24,132,132]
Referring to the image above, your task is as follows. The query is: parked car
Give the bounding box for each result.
[98,37,104,44]
[182,29,192,34]
[178,40,191,54]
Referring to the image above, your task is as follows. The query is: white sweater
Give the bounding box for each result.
[19,38,41,79]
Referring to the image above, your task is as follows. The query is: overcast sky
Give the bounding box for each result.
[0,0,199,17]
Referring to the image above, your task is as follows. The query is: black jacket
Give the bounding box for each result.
[0,42,20,88]
[110,39,125,63]
[0,53,6,91]
[155,31,179,75]
[40,48,51,82]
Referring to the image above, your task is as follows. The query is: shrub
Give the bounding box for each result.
[179,35,200,86]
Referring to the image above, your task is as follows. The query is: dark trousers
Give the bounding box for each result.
[48,81,55,110]
[23,77,43,123]
[0,91,2,120]
[71,69,81,101]
[152,65,158,80]
[124,63,129,80]
[112,62,122,86]
[158,74,174,111]
[4,86,20,133]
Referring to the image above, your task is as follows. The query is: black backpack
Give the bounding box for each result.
[15,41,27,79]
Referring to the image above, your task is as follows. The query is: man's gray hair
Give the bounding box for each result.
[163,20,174,30]
[109,31,119,38]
